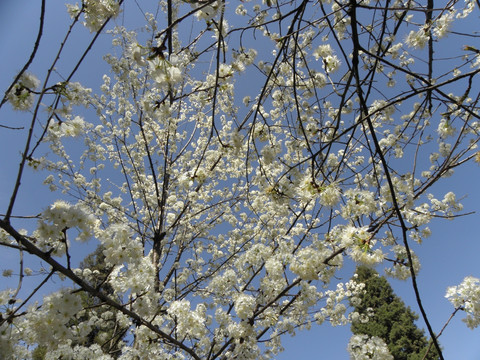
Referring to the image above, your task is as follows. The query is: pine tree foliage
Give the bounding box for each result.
[351,266,440,360]
[75,246,128,357]
[31,246,127,359]
[2,0,480,358]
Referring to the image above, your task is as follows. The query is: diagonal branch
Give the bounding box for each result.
[348,1,444,358]
[0,219,201,360]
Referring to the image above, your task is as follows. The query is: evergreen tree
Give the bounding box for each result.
[32,246,128,359]
[351,266,440,360]
[74,245,128,357]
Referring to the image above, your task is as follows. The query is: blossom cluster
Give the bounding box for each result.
[67,0,120,32]
[347,334,393,360]
[446,276,480,329]
[97,224,143,266]
[34,201,97,255]
[7,72,40,111]
[2,0,480,358]
[313,44,341,73]
[53,81,92,116]
[20,290,83,349]
[193,0,222,21]
[47,116,87,138]
[167,299,207,338]
[148,57,183,89]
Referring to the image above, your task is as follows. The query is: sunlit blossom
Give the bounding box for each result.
[405,28,429,49]
[2,0,480,358]
[446,276,480,329]
[7,72,40,111]
[348,334,393,359]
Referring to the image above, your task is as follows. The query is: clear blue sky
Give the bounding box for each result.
[1,1,479,359]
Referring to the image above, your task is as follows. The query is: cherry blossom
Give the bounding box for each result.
[1,0,480,359]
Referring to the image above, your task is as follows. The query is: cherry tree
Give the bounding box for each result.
[1,0,480,358]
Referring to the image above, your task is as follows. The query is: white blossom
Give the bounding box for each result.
[348,334,393,359]
[319,183,341,207]
[7,72,40,111]
[446,276,480,329]
[48,116,87,138]
[433,11,454,39]
[149,58,182,88]
[193,1,221,21]
[68,0,120,32]
[405,28,429,49]
[167,299,207,337]
[34,201,97,255]
[290,247,327,280]
[2,1,480,358]
[437,118,456,138]
[385,245,420,280]
[234,294,256,320]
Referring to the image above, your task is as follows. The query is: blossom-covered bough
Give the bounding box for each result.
[1,0,480,358]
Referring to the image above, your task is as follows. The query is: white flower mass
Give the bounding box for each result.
[1,0,480,359]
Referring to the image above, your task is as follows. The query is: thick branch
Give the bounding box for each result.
[0,220,200,360]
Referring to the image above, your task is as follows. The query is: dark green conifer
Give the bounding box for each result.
[74,244,128,357]
[33,245,127,359]
[351,266,440,360]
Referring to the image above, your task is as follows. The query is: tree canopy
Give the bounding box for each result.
[1,0,480,359]
[350,266,440,360]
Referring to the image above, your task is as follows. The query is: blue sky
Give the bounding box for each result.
[1,1,480,359]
